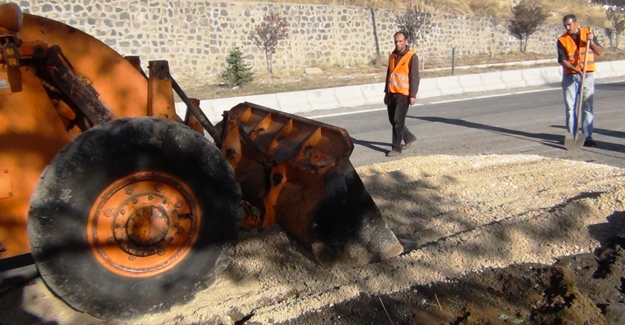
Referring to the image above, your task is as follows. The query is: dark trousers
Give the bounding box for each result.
[387,94,415,152]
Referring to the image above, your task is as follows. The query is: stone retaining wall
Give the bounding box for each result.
[18,0,607,85]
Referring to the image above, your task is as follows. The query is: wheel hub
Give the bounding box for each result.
[119,205,170,256]
[87,171,201,277]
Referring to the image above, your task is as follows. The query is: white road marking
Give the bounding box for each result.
[311,105,423,119]
[309,81,621,119]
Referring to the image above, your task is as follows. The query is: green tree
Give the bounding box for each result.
[508,0,549,52]
[220,47,254,88]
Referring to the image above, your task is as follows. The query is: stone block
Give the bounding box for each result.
[244,93,280,110]
[276,90,313,114]
[210,97,246,122]
[174,100,217,125]
[305,67,324,75]
[521,68,546,87]
[360,82,385,105]
[458,73,485,93]
[501,70,526,89]
[480,71,506,91]
[417,77,442,99]
[307,88,340,112]
[540,66,562,84]
[610,60,625,78]
[334,85,367,108]
[436,75,463,96]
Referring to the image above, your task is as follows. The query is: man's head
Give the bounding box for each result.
[562,14,578,34]
[394,31,409,52]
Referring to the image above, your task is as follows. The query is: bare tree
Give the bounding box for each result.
[252,12,289,74]
[395,3,431,49]
[508,0,549,52]
[606,6,625,48]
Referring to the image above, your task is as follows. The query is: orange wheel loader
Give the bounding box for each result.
[0,3,403,319]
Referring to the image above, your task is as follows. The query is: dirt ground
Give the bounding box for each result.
[2,154,625,325]
[2,52,625,325]
[180,49,623,101]
[278,246,625,325]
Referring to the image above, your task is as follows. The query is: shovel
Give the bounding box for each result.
[564,31,591,151]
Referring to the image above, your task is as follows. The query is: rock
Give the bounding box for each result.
[305,67,323,75]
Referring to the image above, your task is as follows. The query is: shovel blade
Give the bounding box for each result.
[564,132,585,151]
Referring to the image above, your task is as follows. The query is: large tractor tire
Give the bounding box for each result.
[27,117,243,319]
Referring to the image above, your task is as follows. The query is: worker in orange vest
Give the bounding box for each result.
[558,14,603,147]
[383,31,420,157]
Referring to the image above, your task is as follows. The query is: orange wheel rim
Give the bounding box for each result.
[87,171,201,278]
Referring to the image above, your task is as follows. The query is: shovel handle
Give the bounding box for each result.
[574,28,592,135]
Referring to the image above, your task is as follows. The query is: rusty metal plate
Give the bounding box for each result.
[0,169,12,199]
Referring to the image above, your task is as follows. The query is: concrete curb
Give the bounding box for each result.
[175,60,625,123]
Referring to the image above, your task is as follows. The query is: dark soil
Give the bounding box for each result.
[276,238,625,325]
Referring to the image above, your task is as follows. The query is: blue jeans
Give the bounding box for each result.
[562,73,594,139]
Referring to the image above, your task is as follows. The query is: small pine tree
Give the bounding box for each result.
[220,47,254,88]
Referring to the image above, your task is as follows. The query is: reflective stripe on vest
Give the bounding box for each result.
[387,50,414,96]
[558,28,596,74]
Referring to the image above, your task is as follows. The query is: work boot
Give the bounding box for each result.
[402,136,417,150]
[386,150,401,157]
[584,138,597,147]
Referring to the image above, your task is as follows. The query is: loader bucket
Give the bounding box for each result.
[220,102,403,268]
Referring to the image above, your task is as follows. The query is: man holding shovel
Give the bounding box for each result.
[558,14,602,148]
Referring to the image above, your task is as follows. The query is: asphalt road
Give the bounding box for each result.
[307,78,625,169]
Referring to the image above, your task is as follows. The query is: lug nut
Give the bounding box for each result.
[155,184,163,192]
[125,187,133,195]
[128,255,136,261]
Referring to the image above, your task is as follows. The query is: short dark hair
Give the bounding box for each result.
[562,14,577,23]
[394,31,409,41]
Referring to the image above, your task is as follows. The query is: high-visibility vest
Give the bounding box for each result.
[387,50,414,96]
[558,28,595,74]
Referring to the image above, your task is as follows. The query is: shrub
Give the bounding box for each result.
[252,12,289,74]
[606,6,625,48]
[220,47,254,88]
[508,0,549,52]
[395,3,431,49]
